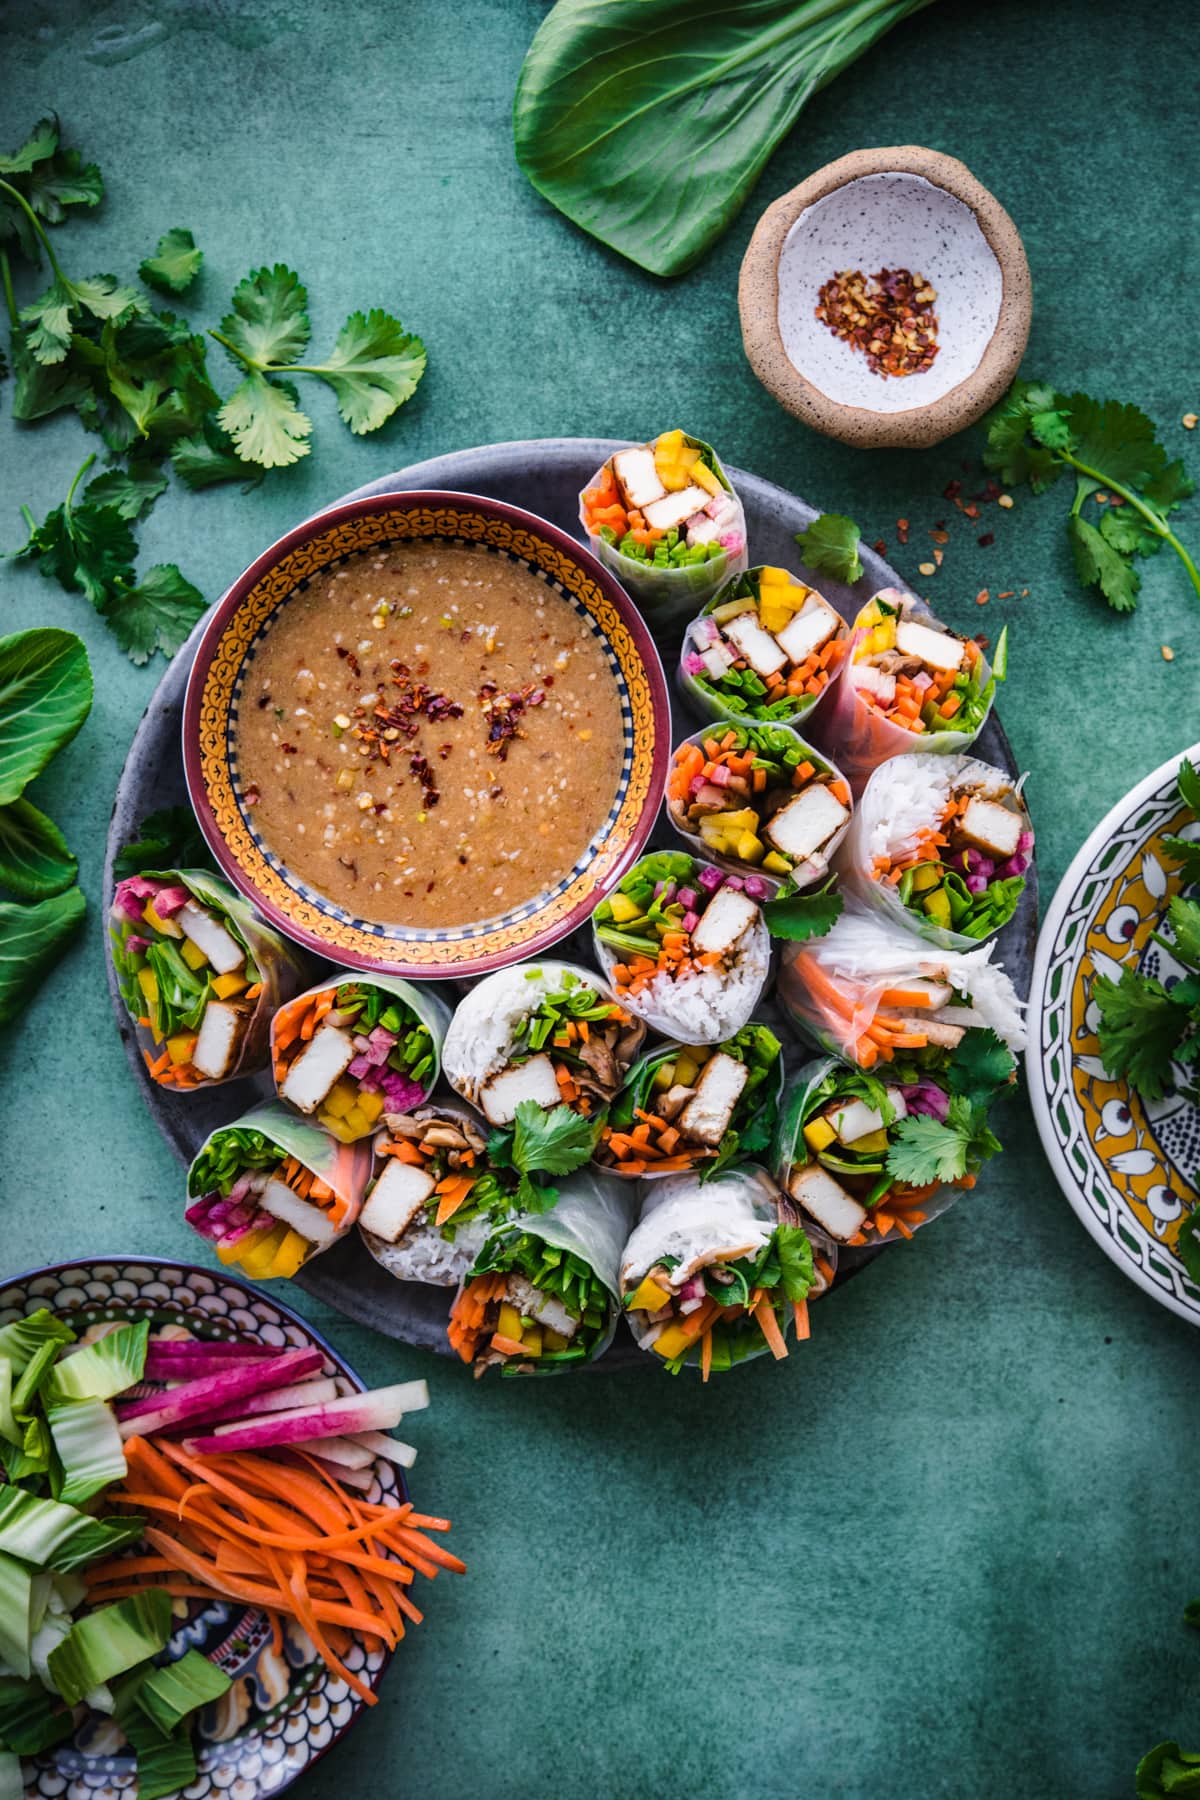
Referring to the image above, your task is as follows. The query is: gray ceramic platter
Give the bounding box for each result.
[104,438,1037,1362]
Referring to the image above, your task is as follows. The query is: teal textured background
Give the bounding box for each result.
[1,2,1197,1794]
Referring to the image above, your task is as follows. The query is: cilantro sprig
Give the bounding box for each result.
[885,1094,1001,1188]
[488,1100,605,1216]
[985,380,1198,611]
[761,875,843,943]
[793,511,863,585]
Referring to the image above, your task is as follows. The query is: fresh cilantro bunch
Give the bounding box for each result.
[984,380,1198,611]
[884,1028,1015,1187]
[794,512,863,585]
[0,114,102,267]
[488,1100,606,1214]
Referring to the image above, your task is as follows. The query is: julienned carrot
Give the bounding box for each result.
[700,1330,713,1383]
[753,1299,788,1361]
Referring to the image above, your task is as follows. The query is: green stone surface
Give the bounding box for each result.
[1,2,1197,1795]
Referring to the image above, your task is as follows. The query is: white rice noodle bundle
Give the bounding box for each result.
[593,916,771,1046]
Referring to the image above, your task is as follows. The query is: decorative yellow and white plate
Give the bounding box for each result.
[1027,744,1200,1325]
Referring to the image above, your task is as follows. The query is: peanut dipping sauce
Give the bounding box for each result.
[234,542,625,929]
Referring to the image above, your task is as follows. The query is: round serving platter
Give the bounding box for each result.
[104,438,1038,1360]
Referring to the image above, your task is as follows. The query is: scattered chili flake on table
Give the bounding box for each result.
[815,268,940,378]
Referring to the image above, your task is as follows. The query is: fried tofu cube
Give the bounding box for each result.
[642,486,711,532]
[722,612,790,680]
[691,886,760,959]
[677,1052,750,1148]
[360,1159,437,1243]
[895,619,964,673]
[788,1164,868,1243]
[479,1054,561,1126]
[191,1001,251,1080]
[764,785,850,862]
[259,1178,339,1246]
[960,797,1023,860]
[612,446,667,511]
[774,596,841,665]
[178,901,244,976]
[830,1092,907,1145]
[281,1023,357,1114]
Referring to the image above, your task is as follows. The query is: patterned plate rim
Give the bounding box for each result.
[0,1254,397,1798]
[1025,743,1200,1326]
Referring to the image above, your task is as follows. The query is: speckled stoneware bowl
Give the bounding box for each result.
[738,146,1032,450]
[182,490,671,979]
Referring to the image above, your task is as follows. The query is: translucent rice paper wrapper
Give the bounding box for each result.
[599,1022,785,1181]
[666,720,854,892]
[271,970,452,1111]
[111,868,310,1088]
[807,591,994,795]
[188,1099,373,1259]
[472,1168,638,1375]
[360,1100,499,1288]
[772,1057,960,1247]
[837,753,1033,953]
[677,569,850,734]
[442,958,635,1108]
[776,901,1027,1064]
[578,434,748,624]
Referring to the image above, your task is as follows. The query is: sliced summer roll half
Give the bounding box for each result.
[271,973,451,1142]
[837,752,1034,950]
[111,870,308,1089]
[595,1023,784,1180]
[579,430,748,619]
[359,1103,522,1287]
[810,587,1005,791]
[772,1050,1012,1249]
[446,1170,636,1375]
[442,961,645,1131]
[592,850,771,1044]
[680,566,850,728]
[185,1102,372,1280]
[776,902,1026,1073]
[666,721,853,889]
[619,1168,835,1379]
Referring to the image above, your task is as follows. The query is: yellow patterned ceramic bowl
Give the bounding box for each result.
[1027,743,1200,1325]
[183,492,670,977]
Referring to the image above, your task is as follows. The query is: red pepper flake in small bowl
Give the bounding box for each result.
[815,268,940,379]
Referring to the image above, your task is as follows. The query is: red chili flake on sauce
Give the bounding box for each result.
[336,646,362,678]
[815,268,940,378]
[480,682,546,760]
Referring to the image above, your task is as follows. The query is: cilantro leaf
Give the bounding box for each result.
[983,379,1066,492]
[139,228,203,296]
[1162,896,1200,972]
[9,330,92,422]
[1178,758,1200,818]
[1068,513,1140,612]
[0,116,103,266]
[15,494,138,608]
[84,462,168,522]
[1143,458,1196,514]
[102,564,206,665]
[1099,505,1161,559]
[1060,393,1166,490]
[1093,967,1191,1100]
[515,1172,559,1216]
[170,415,263,490]
[113,806,213,880]
[1136,1741,1200,1800]
[301,309,427,434]
[511,1100,603,1177]
[1162,832,1200,885]
[793,512,863,584]
[218,264,310,367]
[761,876,842,942]
[20,279,75,363]
[0,116,61,177]
[945,1027,1016,1110]
[218,372,312,468]
[885,1094,1000,1187]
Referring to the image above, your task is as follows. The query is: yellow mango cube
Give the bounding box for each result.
[497,1302,524,1342]
[674,1052,703,1088]
[628,1275,671,1315]
[266,1229,310,1280]
[803,1116,837,1153]
[854,1128,891,1155]
[143,900,182,938]
[651,1323,692,1360]
[137,967,159,1005]
[217,1224,274,1267]
[608,892,642,924]
[542,1327,569,1352]
[322,1080,356,1120]
[239,1224,289,1279]
[180,938,208,971]
[521,1327,544,1358]
[211,971,247,999]
[356,1089,385,1124]
[691,461,720,496]
[166,1033,197,1066]
[655,428,685,460]
[736,832,765,865]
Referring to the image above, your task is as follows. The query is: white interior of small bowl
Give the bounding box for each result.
[776,172,1003,413]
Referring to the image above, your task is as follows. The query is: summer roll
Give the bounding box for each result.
[592,850,771,1044]
[619,1168,835,1379]
[580,429,748,619]
[272,972,451,1142]
[185,1101,372,1280]
[772,1053,1011,1249]
[359,1102,521,1287]
[441,961,645,1129]
[810,588,1004,791]
[111,870,308,1088]
[680,565,850,728]
[776,903,1026,1072]
[446,1170,636,1375]
[837,752,1033,950]
[666,720,853,889]
[594,1023,783,1180]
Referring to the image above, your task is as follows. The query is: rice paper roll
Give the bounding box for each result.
[595,1022,784,1181]
[185,1101,371,1281]
[446,1169,636,1376]
[271,971,451,1142]
[679,565,850,730]
[579,430,748,622]
[619,1167,834,1378]
[808,588,1004,793]
[776,901,1026,1074]
[359,1101,522,1288]
[592,850,771,1044]
[666,719,853,892]
[837,753,1034,951]
[441,960,645,1129]
[110,868,309,1089]
[772,1056,1000,1249]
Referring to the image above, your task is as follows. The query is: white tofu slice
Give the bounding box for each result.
[191,1001,251,1080]
[764,786,850,862]
[851,662,896,704]
[642,486,711,532]
[788,1164,867,1243]
[281,1023,356,1113]
[691,886,760,959]
[895,619,965,673]
[722,612,789,680]
[178,900,244,975]
[829,1091,907,1146]
[506,1273,579,1340]
[479,1054,561,1126]
[360,1160,437,1243]
[611,446,666,511]
[258,1177,339,1246]
[677,1053,750,1148]
[699,643,735,680]
[960,796,1022,860]
[774,596,841,665]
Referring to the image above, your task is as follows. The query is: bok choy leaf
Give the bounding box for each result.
[44,1321,148,1405]
[0,1311,74,1376]
[0,1675,75,1754]
[47,1399,128,1506]
[0,1554,34,1681]
[47,1592,173,1707]
[134,1650,231,1736]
